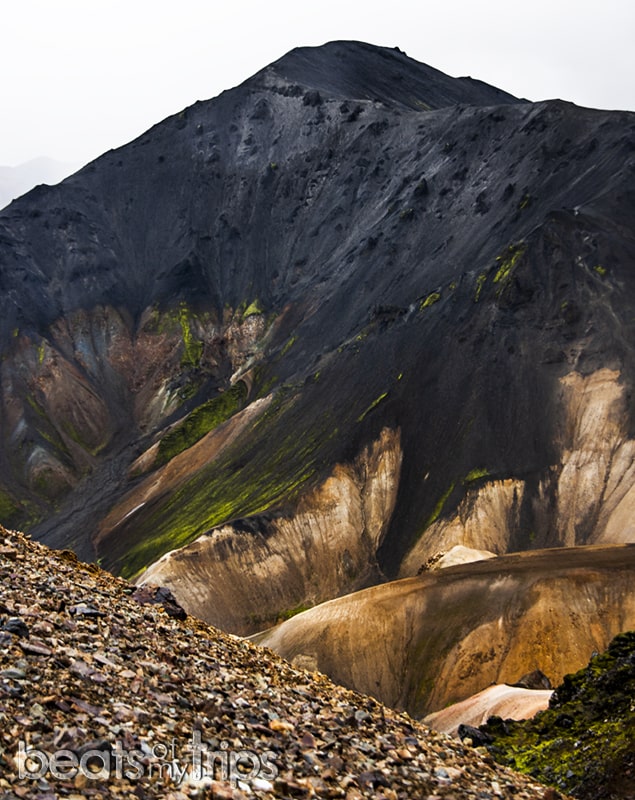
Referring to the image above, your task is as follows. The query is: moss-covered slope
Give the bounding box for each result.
[483,631,635,799]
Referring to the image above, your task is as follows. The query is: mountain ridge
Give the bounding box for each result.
[253,544,635,715]
[259,40,524,109]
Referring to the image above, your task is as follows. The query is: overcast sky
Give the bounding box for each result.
[2,0,634,168]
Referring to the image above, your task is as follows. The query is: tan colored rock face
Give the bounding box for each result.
[137,427,402,634]
[0,301,273,536]
[424,684,553,736]
[97,396,273,546]
[400,368,635,572]
[400,480,525,576]
[254,545,635,717]
[132,368,635,640]
[1,327,115,499]
[555,368,633,546]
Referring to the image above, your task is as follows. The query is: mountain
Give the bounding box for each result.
[253,545,635,716]
[0,40,634,641]
[0,524,561,799]
[0,157,78,210]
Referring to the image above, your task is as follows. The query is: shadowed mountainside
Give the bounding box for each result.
[0,41,634,632]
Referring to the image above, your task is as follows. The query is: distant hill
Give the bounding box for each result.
[0,157,78,209]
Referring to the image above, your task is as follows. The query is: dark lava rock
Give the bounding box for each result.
[3,617,28,638]
[512,669,553,690]
[458,723,492,746]
[132,585,187,620]
[68,603,106,618]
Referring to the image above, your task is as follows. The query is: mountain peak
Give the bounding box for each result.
[260,39,523,109]
[0,49,634,789]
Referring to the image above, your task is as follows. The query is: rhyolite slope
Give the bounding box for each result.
[253,545,635,716]
[0,41,634,631]
[423,684,553,737]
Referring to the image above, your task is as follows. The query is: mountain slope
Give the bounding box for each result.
[423,684,553,736]
[254,545,635,716]
[0,525,561,799]
[0,42,634,631]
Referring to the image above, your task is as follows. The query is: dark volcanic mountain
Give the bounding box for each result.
[0,41,634,637]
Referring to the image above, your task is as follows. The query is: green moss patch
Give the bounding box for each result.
[420,292,441,310]
[278,602,312,621]
[474,272,487,302]
[357,392,388,422]
[483,631,635,799]
[242,299,263,318]
[424,481,456,528]
[0,488,20,525]
[493,243,526,285]
[178,303,203,368]
[117,388,340,578]
[518,193,532,210]
[280,334,297,357]
[464,467,490,484]
[155,382,248,467]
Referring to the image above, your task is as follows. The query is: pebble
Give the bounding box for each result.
[68,603,105,617]
[19,639,53,656]
[4,617,29,637]
[1,667,26,679]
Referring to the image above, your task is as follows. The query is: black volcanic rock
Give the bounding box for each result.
[132,584,187,620]
[0,41,634,614]
[512,669,552,690]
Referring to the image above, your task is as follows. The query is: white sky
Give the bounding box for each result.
[2,0,634,168]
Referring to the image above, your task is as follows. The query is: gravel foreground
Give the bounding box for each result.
[0,527,564,800]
